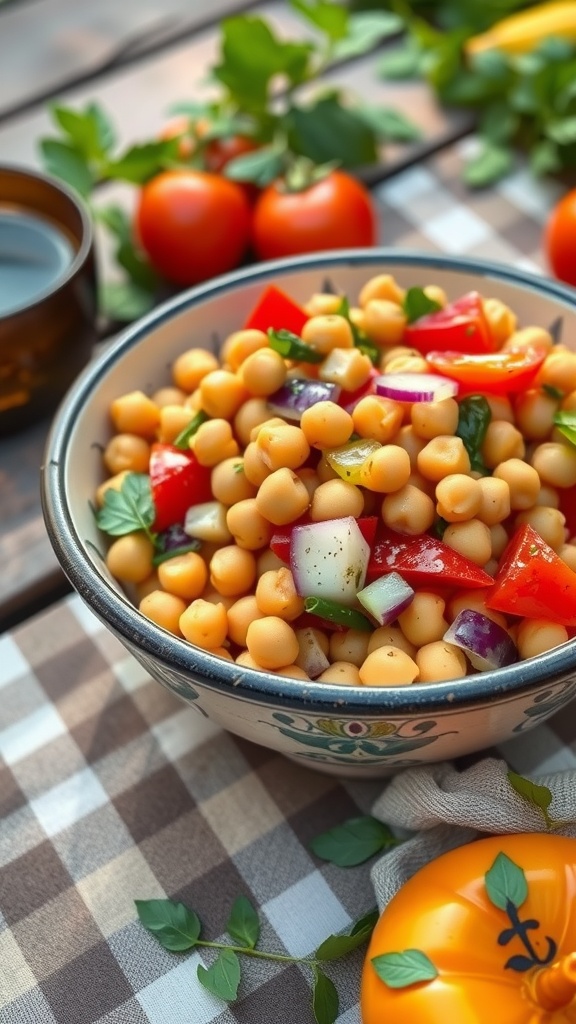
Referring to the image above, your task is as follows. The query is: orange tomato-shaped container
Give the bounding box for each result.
[361,833,576,1024]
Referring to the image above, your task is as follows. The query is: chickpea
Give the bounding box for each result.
[485,394,514,424]
[316,454,340,483]
[256,548,285,576]
[381,484,435,535]
[560,544,576,571]
[255,468,311,526]
[316,662,362,686]
[398,592,449,647]
[329,629,370,667]
[139,590,186,636]
[416,641,467,683]
[243,442,272,487]
[239,348,287,397]
[301,314,354,354]
[179,599,228,649]
[502,325,554,353]
[515,506,566,551]
[516,619,569,659]
[172,348,219,391]
[359,646,419,686]
[233,397,271,448]
[95,470,130,508]
[536,348,576,393]
[220,328,268,371]
[443,519,493,567]
[483,297,517,346]
[435,474,482,523]
[210,544,257,597]
[226,498,273,550]
[493,458,540,510]
[352,395,404,444]
[106,532,154,583]
[255,568,304,621]
[490,523,510,560]
[193,419,239,466]
[152,386,186,408]
[296,468,321,501]
[363,299,407,346]
[379,345,420,371]
[300,401,354,449]
[392,425,427,468]
[476,476,511,525]
[535,484,560,509]
[256,424,310,472]
[360,444,411,493]
[514,389,559,441]
[157,551,208,601]
[103,434,151,476]
[417,436,471,481]
[199,369,248,420]
[447,589,508,630]
[482,420,525,468]
[109,390,160,438]
[367,625,416,658]
[310,479,364,521]
[531,442,576,489]
[157,405,201,445]
[384,353,429,375]
[246,616,299,669]
[227,595,265,647]
[211,457,257,505]
[304,292,343,316]
[411,398,459,440]
[319,347,373,392]
[359,273,405,308]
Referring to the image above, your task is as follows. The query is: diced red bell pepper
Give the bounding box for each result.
[405,291,494,356]
[243,284,309,335]
[485,523,576,626]
[366,528,494,589]
[270,516,379,564]
[149,443,213,533]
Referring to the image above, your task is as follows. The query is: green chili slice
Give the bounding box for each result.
[304,596,374,632]
[173,409,209,449]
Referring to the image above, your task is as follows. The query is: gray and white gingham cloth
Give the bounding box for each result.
[2,147,576,1024]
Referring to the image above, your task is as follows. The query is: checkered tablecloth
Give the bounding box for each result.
[2,145,576,1024]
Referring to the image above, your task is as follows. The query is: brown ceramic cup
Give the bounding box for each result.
[0,165,97,433]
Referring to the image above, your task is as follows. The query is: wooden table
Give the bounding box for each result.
[0,0,557,632]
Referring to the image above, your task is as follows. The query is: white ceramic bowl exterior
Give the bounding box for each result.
[42,250,576,777]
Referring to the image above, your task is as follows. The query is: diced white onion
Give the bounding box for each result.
[375,372,458,403]
[357,572,415,626]
[290,517,370,607]
[184,501,232,544]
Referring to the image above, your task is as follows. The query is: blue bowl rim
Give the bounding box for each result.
[41,247,576,715]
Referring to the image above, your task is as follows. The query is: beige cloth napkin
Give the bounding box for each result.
[370,758,576,911]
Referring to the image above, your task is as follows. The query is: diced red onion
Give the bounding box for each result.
[295,627,330,679]
[443,609,518,672]
[357,572,414,626]
[267,378,341,421]
[375,372,459,403]
[290,516,370,607]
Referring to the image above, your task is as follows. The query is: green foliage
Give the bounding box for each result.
[95,472,156,540]
[135,894,377,1024]
[485,851,528,910]
[371,948,438,988]
[507,770,557,828]
[310,816,399,867]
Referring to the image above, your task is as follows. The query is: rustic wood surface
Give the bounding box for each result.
[0,0,476,631]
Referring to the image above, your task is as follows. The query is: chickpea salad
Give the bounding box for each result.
[94,274,576,687]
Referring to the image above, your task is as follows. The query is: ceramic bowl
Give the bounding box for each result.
[41,250,576,778]
[0,165,97,433]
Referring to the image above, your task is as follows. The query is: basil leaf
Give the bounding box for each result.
[554,410,576,446]
[173,410,210,450]
[310,815,398,867]
[456,394,491,476]
[197,948,241,1001]
[485,851,528,911]
[312,967,339,1024]
[315,913,377,961]
[135,898,201,951]
[95,472,155,536]
[226,895,260,949]
[268,328,324,363]
[403,286,442,324]
[507,770,556,829]
[371,948,438,988]
[287,94,378,168]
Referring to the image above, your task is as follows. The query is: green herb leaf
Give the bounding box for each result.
[225,145,286,187]
[463,139,515,188]
[311,815,398,867]
[315,911,378,961]
[371,948,438,988]
[290,0,349,42]
[214,15,313,110]
[152,541,202,567]
[312,967,339,1024]
[173,410,210,450]
[331,11,403,61]
[354,102,421,143]
[507,770,556,829]
[39,139,95,198]
[485,851,528,911]
[268,328,324,363]
[553,410,576,446]
[403,286,442,323]
[542,383,564,400]
[135,898,201,951]
[530,139,562,177]
[377,42,422,81]
[287,94,378,168]
[104,139,179,183]
[456,394,491,475]
[226,895,260,949]
[95,472,155,537]
[99,280,156,323]
[546,116,576,145]
[197,948,241,1001]
[96,205,158,293]
[51,102,115,160]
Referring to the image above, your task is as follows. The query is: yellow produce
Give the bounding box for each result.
[465,0,576,57]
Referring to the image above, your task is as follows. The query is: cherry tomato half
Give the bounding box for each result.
[251,170,377,261]
[136,170,252,286]
[405,291,494,355]
[426,346,547,394]
[545,188,576,287]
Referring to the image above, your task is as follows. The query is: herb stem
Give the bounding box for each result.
[194,938,311,964]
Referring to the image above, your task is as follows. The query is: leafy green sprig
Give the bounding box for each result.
[135,895,378,1024]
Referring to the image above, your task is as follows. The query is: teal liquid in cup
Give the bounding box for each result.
[0,207,75,317]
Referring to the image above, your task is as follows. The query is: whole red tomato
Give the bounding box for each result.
[545,188,576,287]
[251,170,378,260]
[136,170,252,286]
